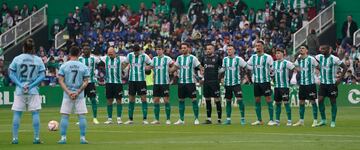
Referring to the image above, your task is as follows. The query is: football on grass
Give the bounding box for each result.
[48,120,59,131]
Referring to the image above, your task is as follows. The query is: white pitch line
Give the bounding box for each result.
[86,130,360,138]
[1,129,360,139]
[89,140,360,145]
[253,132,360,138]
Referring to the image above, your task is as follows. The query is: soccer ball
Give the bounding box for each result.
[48,120,59,131]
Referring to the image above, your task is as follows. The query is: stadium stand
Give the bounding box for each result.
[0,0,359,87]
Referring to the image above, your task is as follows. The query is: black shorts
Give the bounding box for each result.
[84,83,96,98]
[203,81,220,98]
[105,83,123,99]
[178,83,197,99]
[153,84,170,97]
[274,88,290,102]
[253,82,272,97]
[128,81,147,96]
[299,84,317,100]
[319,84,338,98]
[225,84,242,99]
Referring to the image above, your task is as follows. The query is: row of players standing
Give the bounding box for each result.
[8,38,348,144]
[80,40,348,127]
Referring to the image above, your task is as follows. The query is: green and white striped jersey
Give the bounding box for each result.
[293,0,307,8]
[294,55,318,85]
[247,53,273,83]
[151,55,174,85]
[175,54,201,84]
[272,59,295,88]
[79,56,100,83]
[315,54,342,84]
[100,56,127,84]
[350,50,360,61]
[222,56,247,86]
[127,52,152,82]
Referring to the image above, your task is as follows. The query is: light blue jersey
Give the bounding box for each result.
[58,60,90,100]
[9,54,45,95]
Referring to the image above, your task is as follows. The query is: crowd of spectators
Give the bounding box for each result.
[0,0,359,87]
[57,0,324,56]
[0,3,39,34]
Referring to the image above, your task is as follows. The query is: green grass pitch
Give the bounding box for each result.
[0,106,359,150]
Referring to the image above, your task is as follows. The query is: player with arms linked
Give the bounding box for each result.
[171,43,203,125]
[293,45,319,127]
[101,47,128,125]
[201,44,223,124]
[78,46,101,124]
[148,45,174,125]
[124,45,152,125]
[220,45,248,125]
[272,49,295,126]
[315,45,348,127]
[247,41,276,126]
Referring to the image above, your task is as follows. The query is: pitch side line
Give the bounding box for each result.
[86,130,360,138]
[1,129,360,138]
[90,139,359,144]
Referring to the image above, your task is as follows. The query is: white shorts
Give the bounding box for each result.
[60,98,88,114]
[12,95,42,111]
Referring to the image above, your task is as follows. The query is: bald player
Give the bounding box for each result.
[101,47,128,125]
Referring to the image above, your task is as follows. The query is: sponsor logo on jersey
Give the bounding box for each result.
[132,63,142,67]
[155,66,164,69]
[181,66,190,69]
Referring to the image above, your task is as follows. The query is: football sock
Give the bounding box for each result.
[142,101,148,120]
[299,104,305,120]
[32,111,40,139]
[319,101,326,120]
[12,111,22,139]
[107,104,113,119]
[192,100,199,119]
[284,103,291,121]
[78,115,87,137]
[154,103,160,120]
[311,102,318,120]
[215,101,222,119]
[331,102,337,122]
[237,100,245,118]
[179,101,185,121]
[165,103,171,120]
[275,103,282,121]
[128,101,135,120]
[116,104,122,118]
[60,115,69,137]
[90,97,97,118]
[255,102,262,121]
[226,100,232,118]
[205,100,212,118]
[267,102,274,121]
